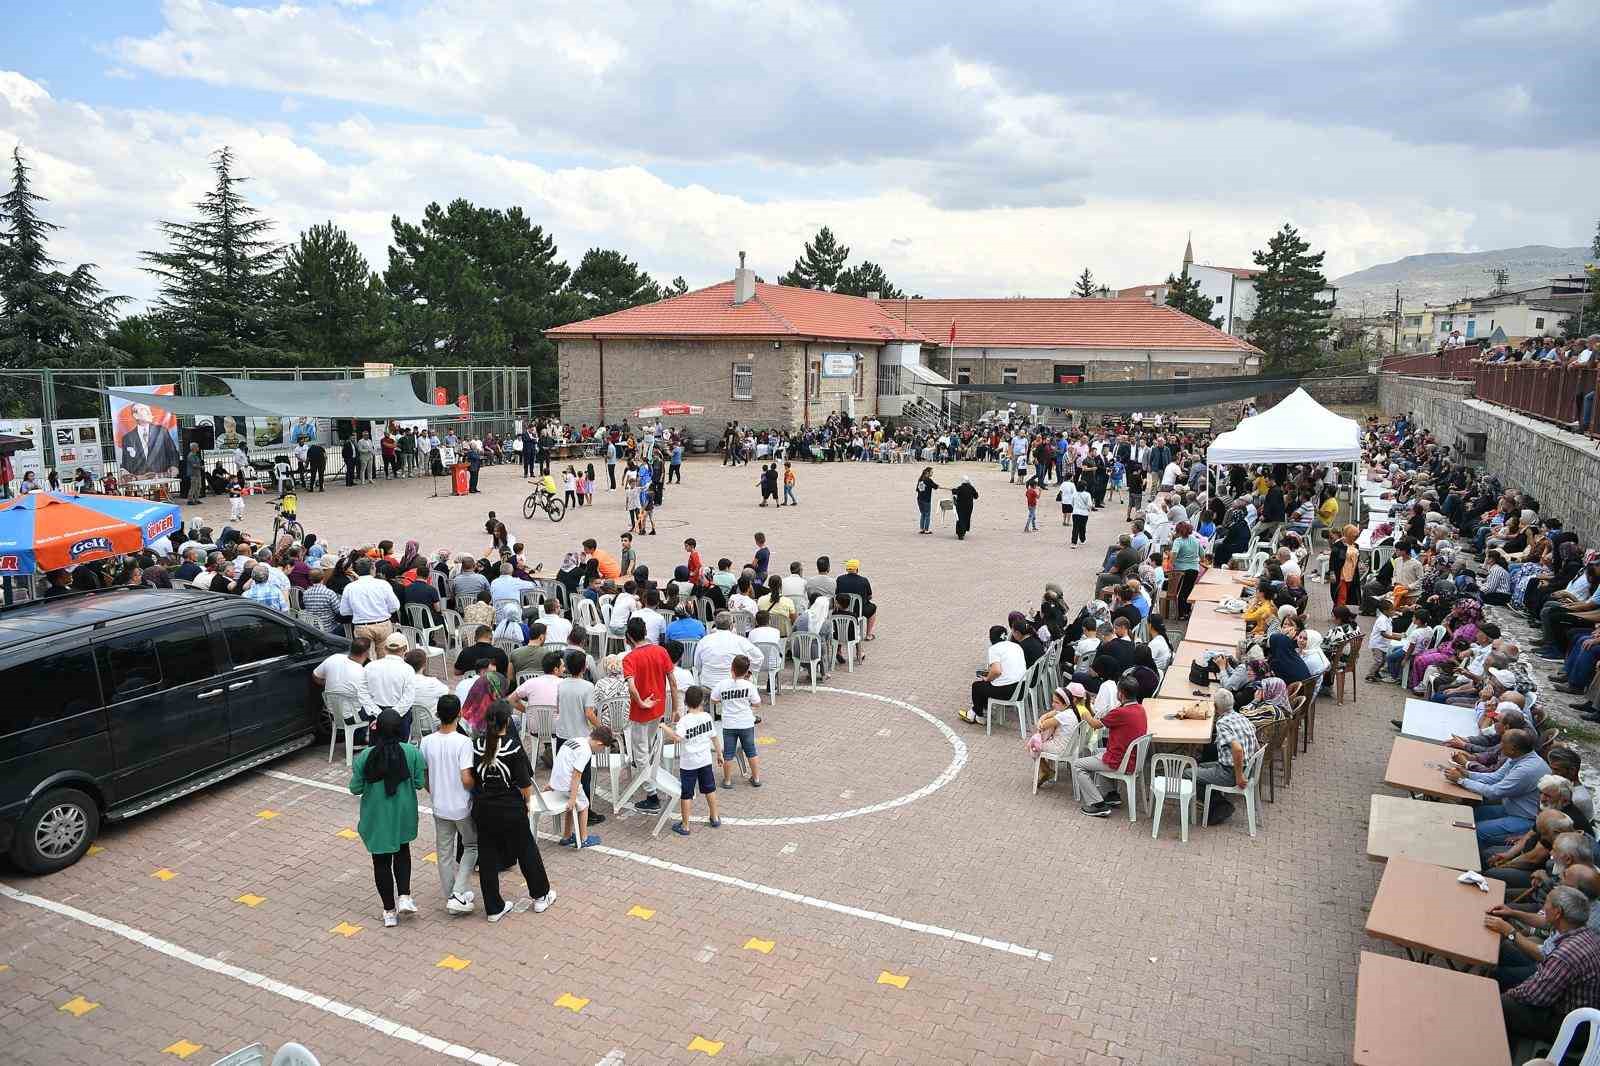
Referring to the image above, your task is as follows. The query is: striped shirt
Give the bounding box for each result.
[1507,927,1600,1015]
[302,583,342,633]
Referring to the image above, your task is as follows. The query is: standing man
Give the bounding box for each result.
[420,695,478,915]
[357,430,377,483]
[669,438,683,484]
[340,558,401,657]
[184,441,205,505]
[467,444,482,494]
[622,616,677,813]
[306,438,326,492]
[340,433,358,487]
[952,476,979,541]
[605,437,619,490]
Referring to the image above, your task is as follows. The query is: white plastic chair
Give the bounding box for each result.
[323,692,362,767]
[755,641,783,703]
[409,700,439,740]
[731,609,756,637]
[271,1044,322,1066]
[830,614,862,672]
[1101,733,1151,820]
[527,782,581,850]
[790,632,825,692]
[521,703,560,767]
[404,604,445,648]
[985,684,1028,739]
[1545,1005,1600,1065]
[1033,720,1090,796]
[1149,754,1198,842]
[1201,744,1268,837]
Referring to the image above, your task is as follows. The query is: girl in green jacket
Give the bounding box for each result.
[349,708,427,927]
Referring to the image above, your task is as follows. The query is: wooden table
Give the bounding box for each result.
[1352,951,1509,1066]
[1400,698,1481,745]
[1142,697,1213,745]
[1384,738,1481,803]
[1365,857,1504,969]
[1180,608,1243,646]
[1366,794,1481,872]
[1158,664,1214,701]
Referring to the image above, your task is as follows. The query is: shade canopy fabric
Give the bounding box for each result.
[953,369,1304,412]
[1206,387,1361,465]
[632,401,705,418]
[97,387,272,418]
[0,491,182,575]
[221,375,454,419]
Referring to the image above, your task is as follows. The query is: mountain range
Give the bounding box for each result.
[1331,245,1591,313]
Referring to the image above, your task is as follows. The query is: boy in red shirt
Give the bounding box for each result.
[1023,479,1040,533]
[1071,675,1148,817]
[622,616,678,811]
[684,537,704,587]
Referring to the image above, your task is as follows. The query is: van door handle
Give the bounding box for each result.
[198,688,224,699]
[228,680,255,690]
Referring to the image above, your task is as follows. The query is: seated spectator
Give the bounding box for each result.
[1070,674,1148,818]
[835,559,878,641]
[964,624,1025,726]
[1548,747,1595,823]
[1490,886,1600,1044]
[1186,689,1257,821]
[1031,683,1093,788]
[1009,612,1045,666]
[1484,807,1574,890]
[1446,727,1550,858]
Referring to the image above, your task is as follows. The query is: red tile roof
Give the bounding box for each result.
[546,281,928,344]
[1117,283,1169,297]
[1198,264,1260,279]
[870,297,1262,354]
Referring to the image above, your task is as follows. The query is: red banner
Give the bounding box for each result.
[456,394,470,414]
[451,463,470,496]
[433,386,448,405]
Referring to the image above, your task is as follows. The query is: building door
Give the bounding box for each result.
[1053,364,1085,385]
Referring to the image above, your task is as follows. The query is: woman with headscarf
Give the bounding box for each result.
[348,708,426,928]
[952,476,979,541]
[397,539,423,575]
[1243,675,1294,725]
[1328,524,1363,609]
[468,700,554,922]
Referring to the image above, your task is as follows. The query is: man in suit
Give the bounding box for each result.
[184,442,205,504]
[306,441,327,492]
[340,435,357,487]
[119,404,181,476]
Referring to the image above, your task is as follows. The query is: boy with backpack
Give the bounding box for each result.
[658,685,723,835]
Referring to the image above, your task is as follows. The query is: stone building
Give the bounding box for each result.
[549,257,1262,433]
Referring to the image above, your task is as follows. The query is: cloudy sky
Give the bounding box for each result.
[3,0,1596,309]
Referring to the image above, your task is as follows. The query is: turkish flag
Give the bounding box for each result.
[948,321,957,345]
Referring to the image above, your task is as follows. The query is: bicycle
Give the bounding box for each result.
[522,485,567,523]
[272,494,305,543]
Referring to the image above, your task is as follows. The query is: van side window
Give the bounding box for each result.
[220,615,296,667]
[2,647,101,731]
[96,620,216,699]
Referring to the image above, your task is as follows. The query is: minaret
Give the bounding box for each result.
[1182,232,1194,271]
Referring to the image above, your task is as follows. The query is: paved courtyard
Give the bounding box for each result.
[0,456,1405,1065]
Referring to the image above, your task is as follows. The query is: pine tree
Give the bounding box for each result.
[0,146,125,372]
[1245,223,1335,371]
[779,226,849,289]
[275,221,393,365]
[1072,269,1097,298]
[142,147,283,366]
[835,260,905,300]
[567,248,662,317]
[1592,218,1599,260]
[663,276,689,298]
[1163,270,1222,328]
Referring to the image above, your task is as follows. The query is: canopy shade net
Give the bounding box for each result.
[93,374,456,419]
[1206,387,1361,464]
[960,371,1302,413]
[95,387,272,418]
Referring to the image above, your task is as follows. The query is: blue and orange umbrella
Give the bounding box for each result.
[0,492,183,575]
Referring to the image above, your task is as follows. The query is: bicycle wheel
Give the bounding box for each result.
[544,496,566,523]
[286,520,304,542]
[522,493,540,521]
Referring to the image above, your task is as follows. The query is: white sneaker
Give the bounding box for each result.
[395,895,418,915]
[486,902,514,923]
[462,890,475,903]
[446,894,474,915]
[533,890,557,913]
[383,910,398,928]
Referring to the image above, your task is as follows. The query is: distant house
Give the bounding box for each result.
[1429,276,1591,346]
[1181,237,1338,338]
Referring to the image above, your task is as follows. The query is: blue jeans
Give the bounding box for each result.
[1475,804,1533,854]
[918,502,931,531]
[783,484,797,505]
[1384,646,1406,679]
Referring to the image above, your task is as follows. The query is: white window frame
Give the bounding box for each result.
[956,366,972,386]
[732,361,754,401]
[1001,366,1020,386]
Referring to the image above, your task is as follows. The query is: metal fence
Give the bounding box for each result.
[1472,362,1597,434]
[1378,346,1483,379]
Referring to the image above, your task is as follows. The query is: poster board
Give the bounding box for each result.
[51,419,104,479]
[0,418,45,481]
[249,416,286,449]
[109,384,181,477]
[820,352,856,378]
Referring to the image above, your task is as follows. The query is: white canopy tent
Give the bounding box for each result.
[1206,387,1367,519]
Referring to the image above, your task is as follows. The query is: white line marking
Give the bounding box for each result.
[594,1051,625,1066]
[0,882,522,1066]
[259,767,1051,962]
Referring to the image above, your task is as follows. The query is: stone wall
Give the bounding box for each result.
[1379,373,1600,542]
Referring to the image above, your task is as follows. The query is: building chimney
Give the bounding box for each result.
[733,250,756,305]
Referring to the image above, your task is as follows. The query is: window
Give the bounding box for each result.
[1172,369,1191,393]
[1536,317,1545,330]
[153,621,219,687]
[956,366,972,385]
[1001,367,1019,386]
[1053,363,1085,385]
[854,354,865,399]
[807,362,820,398]
[732,361,754,400]
[94,620,220,702]
[220,614,297,668]
[1,648,100,734]
[97,633,162,700]
[1214,295,1224,304]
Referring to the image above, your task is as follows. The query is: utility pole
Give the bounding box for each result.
[1393,287,1401,353]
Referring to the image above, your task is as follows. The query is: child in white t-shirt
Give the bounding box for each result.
[658,685,722,836]
[553,725,614,848]
[710,654,763,789]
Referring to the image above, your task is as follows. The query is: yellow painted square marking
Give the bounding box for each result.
[86,845,105,856]
[436,954,471,971]
[553,993,589,1013]
[152,868,177,881]
[58,996,99,1017]
[423,851,438,864]
[876,971,910,989]
[743,938,775,954]
[234,893,266,908]
[336,828,360,840]
[330,922,363,938]
[627,905,655,920]
[162,1039,205,1059]
[255,809,280,820]
[687,1036,724,1056]
[0,963,10,973]
[755,736,776,746]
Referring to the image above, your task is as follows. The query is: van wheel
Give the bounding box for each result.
[13,788,99,874]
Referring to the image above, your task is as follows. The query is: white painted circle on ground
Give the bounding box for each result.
[688,685,968,827]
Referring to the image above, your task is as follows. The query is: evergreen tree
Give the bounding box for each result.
[1163,270,1222,328]
[1072,268,1098,298]
[663,275,689,298]
[567,248,662,317]
[106,314,168,368]
[142,147,283,366]
[1592,218,1599,260]
[276,221,392,365]
[1245,223,1335,371]
[384,199,572,396]
[0,146,125,372]
[835,260,905,300]
[779,226,849,289]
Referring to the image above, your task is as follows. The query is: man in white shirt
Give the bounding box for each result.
[1276,547,1302,580]
[313,637,382,733]
[607,583,639,635]
[511,650,564,712]
[781,562,809,601]
[693,612,761,687]
[339,558,400,656]
[964,625,1026,724]
[418,696,478,915]
[404,649,450,715]
[537,601,573,645]
[365,633,418,724]
[1161,459,1183,489]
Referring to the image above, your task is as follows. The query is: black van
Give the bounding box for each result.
[0,587,347,873]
